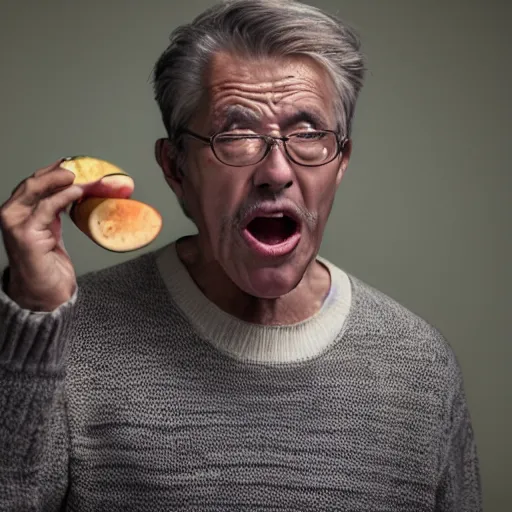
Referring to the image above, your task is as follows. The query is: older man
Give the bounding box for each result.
[0,0,481,510]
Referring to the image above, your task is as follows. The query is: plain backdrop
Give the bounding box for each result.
[1,1,510,510]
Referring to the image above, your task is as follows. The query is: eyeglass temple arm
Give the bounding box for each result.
[179,129,212,144]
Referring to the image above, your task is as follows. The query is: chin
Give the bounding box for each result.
[232,257,308,299]
[216,218,319,298]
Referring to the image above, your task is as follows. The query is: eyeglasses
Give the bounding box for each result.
[179,128,347,168]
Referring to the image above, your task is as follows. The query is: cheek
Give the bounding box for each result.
[300,170,339,223]
[184,154,247,234]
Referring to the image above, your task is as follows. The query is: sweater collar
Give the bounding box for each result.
[155,241,352,364]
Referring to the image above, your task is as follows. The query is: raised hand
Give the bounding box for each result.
[0,159,84,311]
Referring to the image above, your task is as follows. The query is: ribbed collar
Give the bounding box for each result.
[155,241,352,364]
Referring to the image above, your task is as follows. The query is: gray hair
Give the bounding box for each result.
[152,0,366,146]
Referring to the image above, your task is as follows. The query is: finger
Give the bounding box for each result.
[16,169,78,207]
[2,170,78,228]
[80,176,134,199]
[33,158,67,177]
[11,158,66,197]
[29,185,84,229]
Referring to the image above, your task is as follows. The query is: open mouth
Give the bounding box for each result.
[244,215,299,246]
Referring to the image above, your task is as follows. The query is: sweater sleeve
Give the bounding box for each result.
[435,349,483,512]
[0,267,76,511]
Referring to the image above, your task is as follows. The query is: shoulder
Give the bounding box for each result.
[343,269,462,385]
[68,246,185,366]
[73,247,170,324]
[76,248,165,298]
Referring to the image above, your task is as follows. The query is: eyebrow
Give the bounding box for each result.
[215,105,330,133]
[281,110,328,131]
[217,106,261,132]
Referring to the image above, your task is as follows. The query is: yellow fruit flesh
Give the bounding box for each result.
[61,156,129,184]
[71,197,162,252]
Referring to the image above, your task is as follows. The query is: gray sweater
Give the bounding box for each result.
[0,241,482,511]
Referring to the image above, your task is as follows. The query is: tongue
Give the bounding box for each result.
[247,217,295,245]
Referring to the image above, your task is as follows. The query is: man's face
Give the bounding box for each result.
[163,52,351,298]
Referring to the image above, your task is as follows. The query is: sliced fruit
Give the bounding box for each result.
[60,156,162,252]
[70,197,163,252]
[61,156,134,199]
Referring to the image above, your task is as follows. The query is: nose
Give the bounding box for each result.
[252,142,294,193]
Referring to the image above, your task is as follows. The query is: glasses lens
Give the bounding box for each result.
[213,134,266,165]
[287,132,337,165]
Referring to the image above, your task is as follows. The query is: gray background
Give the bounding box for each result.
[1,1,510,510]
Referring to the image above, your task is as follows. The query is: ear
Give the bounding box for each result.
[335,138,352,187]
[155,137,185,199]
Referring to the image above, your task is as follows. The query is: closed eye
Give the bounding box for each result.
[290,131,328,140]
[216,133,263,142]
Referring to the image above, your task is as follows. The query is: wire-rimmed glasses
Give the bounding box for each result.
[179,128,347,168]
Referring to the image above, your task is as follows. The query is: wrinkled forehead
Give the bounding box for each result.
[197,51,338,132]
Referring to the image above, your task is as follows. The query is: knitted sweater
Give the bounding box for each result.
[0,241,482,511]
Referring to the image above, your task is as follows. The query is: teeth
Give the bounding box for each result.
[262,212,284,218]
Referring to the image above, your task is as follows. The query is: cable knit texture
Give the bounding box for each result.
[0,242,482,511]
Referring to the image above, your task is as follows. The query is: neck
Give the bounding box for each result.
[176,235,331,326]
